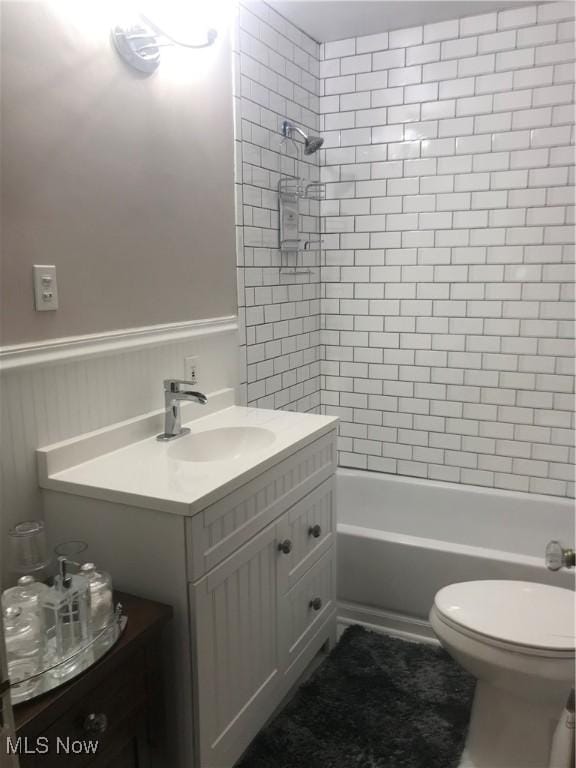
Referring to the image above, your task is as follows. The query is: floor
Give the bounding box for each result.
[237,624,475,768]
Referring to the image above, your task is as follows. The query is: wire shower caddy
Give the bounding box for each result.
[278,135,325,276]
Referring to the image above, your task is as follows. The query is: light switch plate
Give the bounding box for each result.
[33,265,59,311]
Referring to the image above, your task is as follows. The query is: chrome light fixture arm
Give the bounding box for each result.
[141,14,217,50]
[112,15,218,75]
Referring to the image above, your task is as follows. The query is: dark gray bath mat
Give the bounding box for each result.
[237,625,475,768]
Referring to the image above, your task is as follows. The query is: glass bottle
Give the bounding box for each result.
[80,563,113,631]
[80,563,114,651]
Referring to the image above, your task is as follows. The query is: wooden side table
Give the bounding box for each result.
[12,593,172,768]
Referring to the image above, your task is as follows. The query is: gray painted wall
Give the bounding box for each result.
[1,1,237,345]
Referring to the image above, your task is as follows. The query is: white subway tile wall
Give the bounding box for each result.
[233,1,322,413]
[319,2,575,497]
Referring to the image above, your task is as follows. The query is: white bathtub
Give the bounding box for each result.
[337,468,575,639]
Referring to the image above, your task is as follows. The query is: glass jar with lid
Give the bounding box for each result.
[3,604,44,703]
[2,574,50,616]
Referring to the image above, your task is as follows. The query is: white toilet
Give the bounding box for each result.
[430,580,575,768]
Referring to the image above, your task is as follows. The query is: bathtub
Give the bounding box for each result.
[337,468,575,640]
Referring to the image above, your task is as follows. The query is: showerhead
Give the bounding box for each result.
[304,134,324,155]
[281,120,324,155]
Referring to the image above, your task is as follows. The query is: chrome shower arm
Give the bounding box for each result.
[282,120,305,140]
[281,119,324,155]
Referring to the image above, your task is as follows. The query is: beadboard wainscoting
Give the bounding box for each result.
[318,2,575,497]
[233,1,323,414]
[0,316,240,581]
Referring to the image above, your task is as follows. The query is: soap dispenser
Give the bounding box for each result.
[42,557,91,679]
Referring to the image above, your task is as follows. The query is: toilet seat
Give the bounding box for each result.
[433,580,576,657]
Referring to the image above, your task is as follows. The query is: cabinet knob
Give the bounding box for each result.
[83,712,108,735]
[277,539,292,555]
[308,524,322,538]
[309,597,322,611]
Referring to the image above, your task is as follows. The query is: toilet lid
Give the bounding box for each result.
[434,580,576,652]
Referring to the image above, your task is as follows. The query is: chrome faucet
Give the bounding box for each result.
[157,379,207,441]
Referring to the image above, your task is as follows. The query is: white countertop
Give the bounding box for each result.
[37,394,337,516]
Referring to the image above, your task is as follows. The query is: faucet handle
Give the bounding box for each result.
[163,379,197,392]
[545,540,576,571]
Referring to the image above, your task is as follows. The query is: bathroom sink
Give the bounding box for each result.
[167,426,276,463]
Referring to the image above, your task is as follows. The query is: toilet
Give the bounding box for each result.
[430,580,575,768]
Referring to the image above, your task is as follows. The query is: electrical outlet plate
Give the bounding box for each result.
[33,265,59,311]
[184,356,199,385]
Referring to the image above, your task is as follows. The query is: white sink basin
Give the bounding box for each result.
[167,426,276,463]
[38,397,339,515]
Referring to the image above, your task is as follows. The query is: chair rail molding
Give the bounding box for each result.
[0,316,239,371]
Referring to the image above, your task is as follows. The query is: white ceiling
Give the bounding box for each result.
[269,1,536,42]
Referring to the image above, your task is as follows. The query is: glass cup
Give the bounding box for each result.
[8,521,50,577]
[53,540,88,566]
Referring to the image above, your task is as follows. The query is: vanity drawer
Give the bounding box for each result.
[276,477,335,593]
[186,430,336,581]
[279,548,336,677]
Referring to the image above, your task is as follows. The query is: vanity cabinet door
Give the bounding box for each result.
[276,477,335,593]
[190,523,282,768]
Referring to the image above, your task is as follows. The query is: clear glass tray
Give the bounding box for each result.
[10,604,127,705]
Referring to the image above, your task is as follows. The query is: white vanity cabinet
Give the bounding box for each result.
[42,426,338,768]
[191,475,336,767]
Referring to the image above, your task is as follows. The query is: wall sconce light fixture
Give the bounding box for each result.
[111,14,217,75]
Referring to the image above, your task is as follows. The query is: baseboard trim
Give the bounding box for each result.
[338,600,439,646]
[0,315,239,371]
